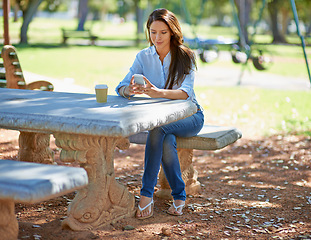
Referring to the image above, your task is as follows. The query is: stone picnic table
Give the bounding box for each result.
[0,88,197,231]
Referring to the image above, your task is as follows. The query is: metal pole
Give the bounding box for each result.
[3,0,11,45]
[290,0,311,86]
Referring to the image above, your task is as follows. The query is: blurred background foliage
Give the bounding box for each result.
[2,0,311,44]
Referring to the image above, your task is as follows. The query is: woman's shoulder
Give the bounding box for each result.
[136,45,156,57]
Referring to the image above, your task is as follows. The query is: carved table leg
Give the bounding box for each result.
[0,200,19,240]
[18,131,54,164]
[155,148,201,199]
[53,133,135,231]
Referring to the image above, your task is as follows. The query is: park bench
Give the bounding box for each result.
[61,28,98,45]
[0,45,54,91]
[0,159,88,240]
[129,125,242,199]
[0,62,5,88]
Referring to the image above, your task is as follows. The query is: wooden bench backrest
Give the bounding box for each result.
[0,54,6,87]
[1,45,26,89]
[1,45,54,91]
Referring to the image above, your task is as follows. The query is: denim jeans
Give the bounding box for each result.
[140,109,204,201]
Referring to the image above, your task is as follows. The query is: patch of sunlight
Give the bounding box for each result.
[226,198,282,208]
[293,179,311,188]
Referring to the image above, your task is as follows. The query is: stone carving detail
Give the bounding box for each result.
[155,148,201,199]
[0,200,18,240]
[18,131,54,164]
[53,133,134,231]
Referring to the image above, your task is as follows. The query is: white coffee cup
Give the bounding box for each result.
[95,84,108,103]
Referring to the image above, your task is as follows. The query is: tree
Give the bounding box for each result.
[15,0,44,44]
[233,0,253,45]
[78,0,117,31]
[267,0,287,43]
[77,0,89,30]
[208,0,232,26]
[15,0,63,43]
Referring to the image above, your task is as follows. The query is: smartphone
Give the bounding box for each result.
[133,74,146,85]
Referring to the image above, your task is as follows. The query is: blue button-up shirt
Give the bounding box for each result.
[115,45,200,106]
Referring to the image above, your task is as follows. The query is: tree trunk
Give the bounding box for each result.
[20,0,43,44]
[280,8,290,35]
[267,0,286,43]
[77,0,88,31]
[14,3,19,22]
[307,17,311,36]
[234,0,253,44]
[215,8,223,26]
[135,0,143,46]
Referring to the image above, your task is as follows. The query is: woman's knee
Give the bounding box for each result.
[148,127,165,138]
[163,134,176,150]
[162,134,178,166]
[147,127,165,146]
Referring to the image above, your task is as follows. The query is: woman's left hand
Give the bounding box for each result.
[142,77,162,98]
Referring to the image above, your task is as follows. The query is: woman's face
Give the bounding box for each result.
[149,20,172,53]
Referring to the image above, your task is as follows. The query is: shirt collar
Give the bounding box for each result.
[151,45,171,61]
[151,45,157,55]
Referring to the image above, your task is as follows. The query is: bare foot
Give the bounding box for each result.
[167,200,185,216]
[136,196,154,219]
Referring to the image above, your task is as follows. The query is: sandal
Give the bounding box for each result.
[167,201,185,216]
[136,198,154,219]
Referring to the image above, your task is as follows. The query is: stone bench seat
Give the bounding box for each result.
[129,125,242,150]
[129,125,242,199]
[0,159,88,240]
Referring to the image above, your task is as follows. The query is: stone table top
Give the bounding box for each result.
[0,88,197,137]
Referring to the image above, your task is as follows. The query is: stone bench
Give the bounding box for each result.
[0,159,88,240]
[129,125,242,199]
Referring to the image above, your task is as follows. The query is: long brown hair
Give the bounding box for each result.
[146,8,197,89]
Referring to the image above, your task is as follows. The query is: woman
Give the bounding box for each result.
[115,8,204,219]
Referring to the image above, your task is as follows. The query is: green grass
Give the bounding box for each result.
[195,87,311,137]
[4,17,138,43]
[1,17,311,137]
[16,45,140,94]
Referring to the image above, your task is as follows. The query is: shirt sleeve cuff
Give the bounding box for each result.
[179,87,194,101]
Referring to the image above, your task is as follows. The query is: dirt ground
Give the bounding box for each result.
[1,128,311,240]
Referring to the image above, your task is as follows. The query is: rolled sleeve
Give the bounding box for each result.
[178,70,195,101]
[115,55,144,95]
